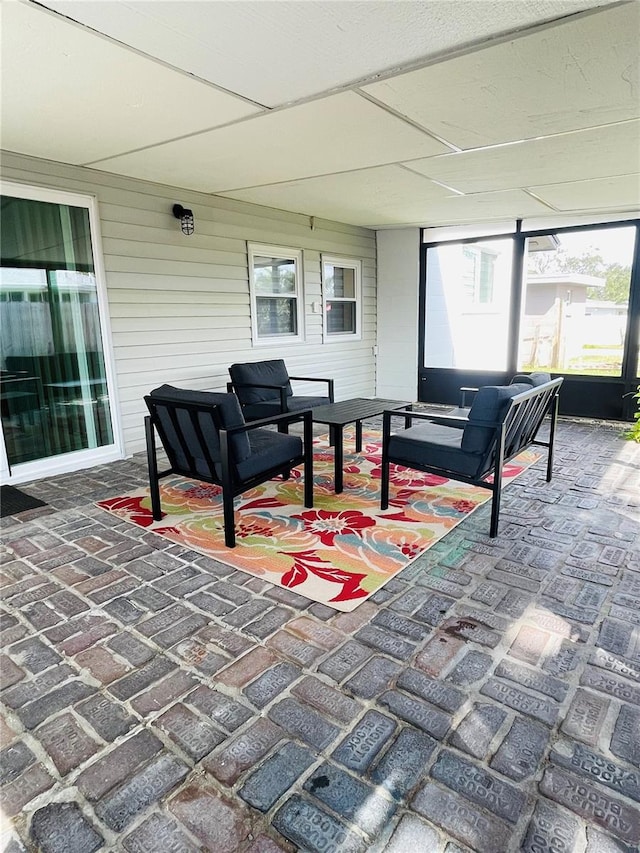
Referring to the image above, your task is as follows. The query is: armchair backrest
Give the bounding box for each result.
[228,359,292,405]
[146,385,250,480]
[511,371,551,387]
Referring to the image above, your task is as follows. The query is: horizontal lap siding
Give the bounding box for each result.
[1,152,377,456]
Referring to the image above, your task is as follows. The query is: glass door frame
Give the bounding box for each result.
[418,217,640,421]
[0,180,124,484]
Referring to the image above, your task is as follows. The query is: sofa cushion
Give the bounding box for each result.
[149,385,251,467]
[229,360,292,405]
[462,383,531,455]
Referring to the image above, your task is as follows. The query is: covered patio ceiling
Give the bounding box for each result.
[2,0,640,229]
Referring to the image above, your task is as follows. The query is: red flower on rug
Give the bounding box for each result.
[281,550,369,602]
[97,495,156,527]
[291,509,377,546]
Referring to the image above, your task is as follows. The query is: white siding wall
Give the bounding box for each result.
[376,228,420,401]
[1,152,377,455]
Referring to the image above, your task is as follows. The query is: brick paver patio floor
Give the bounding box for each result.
[1,416,639,853]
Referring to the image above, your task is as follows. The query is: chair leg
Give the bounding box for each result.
[489,484,501,538]
[222,488,236,548]
[145,416,162,521]
[303,412,314,508]
[546,394,559,482]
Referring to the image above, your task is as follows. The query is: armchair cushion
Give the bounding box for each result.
[229,359,292,405]
[512,372,551,387]
[462,383,531,455]
[150,384,251,466]
[236,428,303,480]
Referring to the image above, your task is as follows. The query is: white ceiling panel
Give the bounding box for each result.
[362,3,640,150]
[89,92,450,191]
[404,120,640,194]
[40,0,617,108]
[1,2,261,165]
[530,174,640,211]
[218,168,552,228]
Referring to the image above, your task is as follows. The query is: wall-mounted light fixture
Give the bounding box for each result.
[173,203,194,236]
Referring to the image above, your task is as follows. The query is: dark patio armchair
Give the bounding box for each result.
[144,384,313,547]
[227,359,334,425]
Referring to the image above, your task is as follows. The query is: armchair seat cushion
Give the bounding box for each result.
[234,429,302,480]
[388,423,484,478]
[241,395,330,420]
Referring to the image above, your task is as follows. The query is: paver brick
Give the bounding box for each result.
[304,761,396,836]
[156,702,225,760]
[551,741,640,802]
[273,795,367,853]
[317,640,372,683]
[412,781,512,853]
[332,710,396,772]
[610,704,640,767]
[74,645,130,684]
[106,632,154,665]
[540,764,640,846]
[131,669,198,715]
[169,783,254,852]
[380,691,451,739]
[76,694,136,741]
[397,668,465,712]
[76,729,163,801]
[580,665,640,705]
[203,718,283,785]
[508,625,552,665]
[521,799,581,853]
[240,742,314,811]
[16,680,96,730]
[382,814,440,852]
[494,658,568,701]
[449,703,506,760]
[0,655,25,690]
[268,697,339,750]
[371,726,436,799]
[30,802,103,853]
[122,812,201,853]
[95,753,189,831]
[480,678,559,726]
[345,656,401,699]
[286,616,343,650]
[430,749,525,823]
[108,655,175,701]
[244,662,301,709]
[446,650,493,686]
[291,675,362,723]
[0,763,54,817]
[0,742,36,785]
[217,647,280,687]
[8,637,62,673]
[490,715,549,781]
[415,632,465,677]
[36,712,100,775]
[186,685,253,731]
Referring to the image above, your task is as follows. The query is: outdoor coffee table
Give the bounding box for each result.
[311,397,411,493]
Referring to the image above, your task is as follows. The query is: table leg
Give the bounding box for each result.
[355,419,363,453]
[334,425,344,493]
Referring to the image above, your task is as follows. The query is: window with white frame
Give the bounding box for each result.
[322,255,361,340]
[248,244,304,344]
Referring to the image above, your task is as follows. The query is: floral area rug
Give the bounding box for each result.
[98,430,538,612]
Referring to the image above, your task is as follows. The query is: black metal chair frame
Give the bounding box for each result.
[144,397,313,548]
[381,378,562,538]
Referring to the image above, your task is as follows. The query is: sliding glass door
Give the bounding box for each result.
[0,184,122,483]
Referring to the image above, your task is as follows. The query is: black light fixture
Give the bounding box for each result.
[173,203,194,235]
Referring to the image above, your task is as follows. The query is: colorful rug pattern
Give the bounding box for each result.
[98,431,537,612]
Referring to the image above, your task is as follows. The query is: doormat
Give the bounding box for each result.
[97,431,538,612]
[1,485,48,518]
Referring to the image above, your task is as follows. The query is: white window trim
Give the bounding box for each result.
[322,255,362,342]
[248,242,305,346]
[0,180,124,484]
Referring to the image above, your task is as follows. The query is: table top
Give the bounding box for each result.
[310,397,410,427]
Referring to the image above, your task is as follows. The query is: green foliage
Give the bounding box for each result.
[624,385,640,443]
